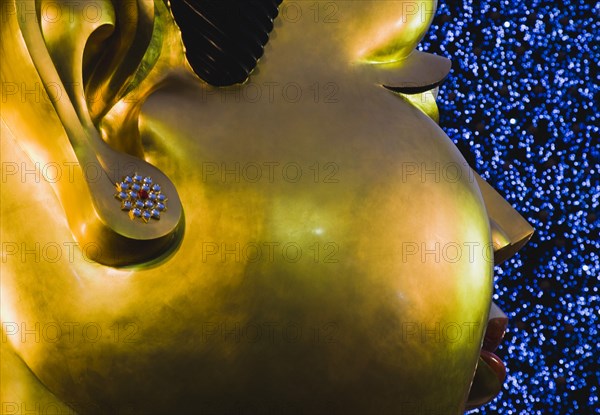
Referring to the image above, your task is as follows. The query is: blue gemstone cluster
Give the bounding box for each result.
[420,1,598,414]
[114,174,167,222]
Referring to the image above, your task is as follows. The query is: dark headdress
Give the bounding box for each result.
[170,0,283,86]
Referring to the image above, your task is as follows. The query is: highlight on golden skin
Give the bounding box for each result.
[349,0,438,63]
[1,0,532,413]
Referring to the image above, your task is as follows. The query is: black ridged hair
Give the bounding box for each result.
[169,0,283,86]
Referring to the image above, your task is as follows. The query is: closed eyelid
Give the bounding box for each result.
[356,50,450,122]
[363,51,452,93]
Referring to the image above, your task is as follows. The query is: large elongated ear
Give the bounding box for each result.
[2,0,185,265]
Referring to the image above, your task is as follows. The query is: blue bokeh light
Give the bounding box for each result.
[420,1,599,414]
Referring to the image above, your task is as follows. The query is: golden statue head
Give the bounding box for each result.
[1,1,532,413]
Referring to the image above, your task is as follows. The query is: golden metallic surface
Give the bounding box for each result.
[394,88,440,122]
[1,327,74,415]
[1,1,533,413]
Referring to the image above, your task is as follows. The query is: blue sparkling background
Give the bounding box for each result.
[419,1,599,414]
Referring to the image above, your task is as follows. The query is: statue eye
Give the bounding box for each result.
[372,50,452,94]
[357,50,452,122]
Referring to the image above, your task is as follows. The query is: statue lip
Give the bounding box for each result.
[483,302,510,353]
[466,302,509,409]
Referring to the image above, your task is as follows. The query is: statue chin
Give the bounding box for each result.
[1,1,533,413]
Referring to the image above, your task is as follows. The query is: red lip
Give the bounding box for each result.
[483,302,509,353]
[466,302,509,410]
[480,349,507,382]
